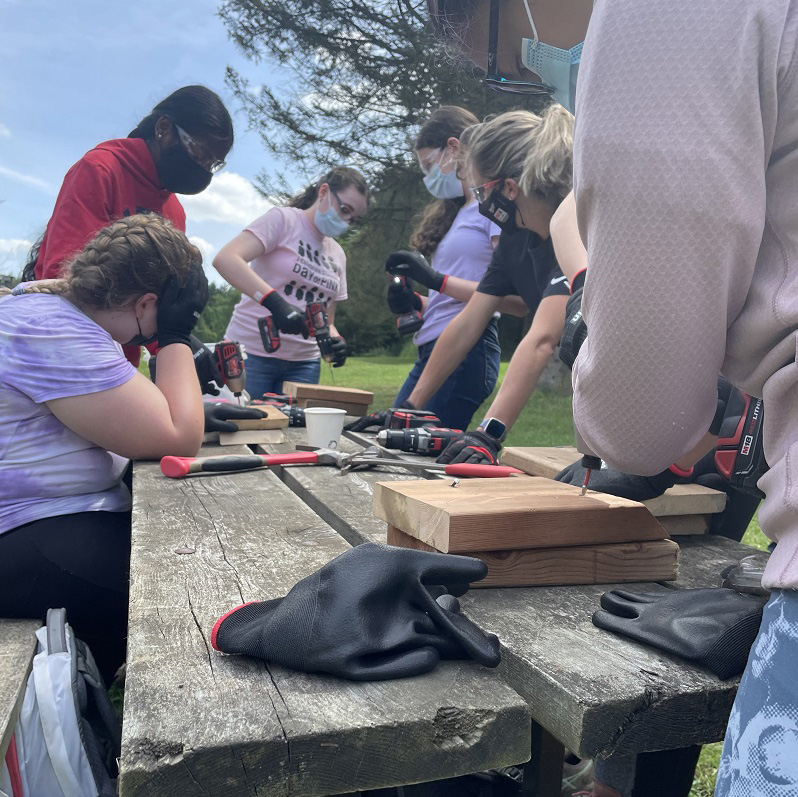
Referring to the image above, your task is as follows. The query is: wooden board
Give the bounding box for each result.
[230,404,289,430]
[123,443,530,797]
[0,618,39,760]
[218,429,286,446]
[304,397,371,415]
[374,476,667,553]
[501,446,727,517]
[659,514,709,536]
[283,381,374,405]
[387,526,680,587]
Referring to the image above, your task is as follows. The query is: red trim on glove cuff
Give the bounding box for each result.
[471,446,497,464]
[440,274,449,294]
[668,463,694,479]
[570,268,587,295]
[211,601,257,650]
[259,289,275,307]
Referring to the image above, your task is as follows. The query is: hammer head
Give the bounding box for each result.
[294,444,349,466]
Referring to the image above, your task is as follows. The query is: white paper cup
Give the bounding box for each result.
[304,407,347,450]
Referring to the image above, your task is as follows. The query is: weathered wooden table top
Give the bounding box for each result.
[0,618,39,760]
[122,444,530,797]
[261,427,758,760]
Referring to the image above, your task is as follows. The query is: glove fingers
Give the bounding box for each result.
[554,462,581,484]
[592,608,641,638]
[599,591,642,618]
[610,589,664,604]
[436,443,462,464]
[211,598,283,655]
[212,419,239,433]
[348,646,441,681]
[427,601,501,668]
[416,550,489,587]
[436,593,461,613]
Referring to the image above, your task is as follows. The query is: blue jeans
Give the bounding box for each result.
[245,354,321,399]
[394,320,500,430]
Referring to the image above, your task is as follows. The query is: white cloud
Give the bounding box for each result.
[180,171,272,228]
[0,164,56,195]
[0,237,32,255]
[189,235,216,266]
[0,237,32,272]
[0,124,10,138]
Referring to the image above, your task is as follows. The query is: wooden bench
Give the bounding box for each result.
[122,444,530,797]
[263,428,759,795]
[0,618,40,761]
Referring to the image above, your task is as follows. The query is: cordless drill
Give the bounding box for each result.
[258,316,280,353]
[305,302,335,362]
[393,277,424,335]
[213,340,246,401]
[386,408,441,430]
[376,427,461,456]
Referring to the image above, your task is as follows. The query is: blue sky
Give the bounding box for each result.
[0,0,291,282]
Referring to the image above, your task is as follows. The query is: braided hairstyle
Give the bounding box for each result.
[5,214,201,309]
[410,106,480,258]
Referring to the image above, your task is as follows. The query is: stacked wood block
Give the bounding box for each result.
[500,446,727,535]
[374,476,680,587]
[216,404,288,446]
[282,382,374,416]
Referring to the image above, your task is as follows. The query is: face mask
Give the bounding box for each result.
[423,152,464,199]
[520,0,583,114]
[157,140,213,195]
[477,186,518,232]
[124,310,157,347]
[314,202,350,239]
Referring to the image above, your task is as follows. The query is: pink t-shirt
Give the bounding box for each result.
[225,206,347,361]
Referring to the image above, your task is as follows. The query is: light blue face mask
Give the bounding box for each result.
[422,151,464,199]
[314,192,350,238]
[520,0,583,114]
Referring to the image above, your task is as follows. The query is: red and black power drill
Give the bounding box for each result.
[258,316,280,354]
[714,392,767,497]
[392,277,424,336]
[386,408,441,430]
[213,340,246,401]
[304,302,335,362]
[376,426,462,456]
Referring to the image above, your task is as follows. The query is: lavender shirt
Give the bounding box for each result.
[414,201,500,346]
[0,293,136,534]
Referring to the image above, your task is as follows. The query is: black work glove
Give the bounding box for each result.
[211,543,500,681]
[190,335,223,395]
[387,277,423,314]
[344,400,416,432]
[555,460,680,501]
[385,250,445,293]
[330,336,347,367]
[203,402,265,433]
[260,290,307,336]
[593,587,767,679]
[436,429,502,466]
[559,286,585,370]
[156,265,209,348]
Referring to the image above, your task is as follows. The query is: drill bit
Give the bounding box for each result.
[580,470,591,496]
[579,455,602,496]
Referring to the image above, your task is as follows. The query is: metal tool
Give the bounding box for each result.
[376,426,461,456]
[392,276,424,335]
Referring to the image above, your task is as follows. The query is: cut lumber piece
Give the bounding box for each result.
[374,476,667,553]
[659,514,709,536]
[218,429,286,446]
[283,381,374,413]
[387,526,680,587]
[231,404,289,430]
[501,446,726,517]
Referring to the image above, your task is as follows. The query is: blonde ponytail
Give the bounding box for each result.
[465,106,574,208]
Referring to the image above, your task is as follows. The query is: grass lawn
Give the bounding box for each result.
[324,353,767,796]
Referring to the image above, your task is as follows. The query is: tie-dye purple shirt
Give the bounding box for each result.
[0,292,136,534]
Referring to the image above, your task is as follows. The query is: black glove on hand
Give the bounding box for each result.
[387,278,423,314]
[330,336,347,367]
[385,250,445,292]
[344,400,416,432]
[204,402,265,433]
[211,543,500,681]
[593,587,767,679]
[555,460,680,501]
[157,265,209,347]
[436,429,502,466]
[190,335,222,395]
[260,290,307,336]
[559,286,586,370]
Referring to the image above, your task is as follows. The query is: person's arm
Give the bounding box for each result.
[212,231,271,301]
[480,294,568,429]
[407,292,501,408]
[549,191,587,284]
[327,300,340,339]
[442,276,529,316]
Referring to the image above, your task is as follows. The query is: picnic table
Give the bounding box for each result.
[119,426,761,797]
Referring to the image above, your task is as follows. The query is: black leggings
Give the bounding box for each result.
[0,510,131,685]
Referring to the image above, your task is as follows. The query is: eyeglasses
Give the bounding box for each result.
[471,178,503,203]
[330,187,363,226]
[173,122,226,174]
[485,0,553,96]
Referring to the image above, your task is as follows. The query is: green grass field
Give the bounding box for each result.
[323,353,766,796]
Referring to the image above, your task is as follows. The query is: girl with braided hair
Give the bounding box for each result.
[0,213,209,683]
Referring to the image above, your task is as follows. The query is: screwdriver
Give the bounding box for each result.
[580,454,602,496]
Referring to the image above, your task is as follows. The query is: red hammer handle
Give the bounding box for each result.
[161,450,320,479]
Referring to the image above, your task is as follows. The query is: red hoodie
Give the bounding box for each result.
[35,138,186,364]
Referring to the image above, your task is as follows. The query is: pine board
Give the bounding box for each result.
[283,381,374,405]
[374,476,668,553]
[230,404,289,430]
[501,446,727,517]
[659,514,709,536]
[387,526,680,586]
[304,397,371,415]
[218,429,286,446]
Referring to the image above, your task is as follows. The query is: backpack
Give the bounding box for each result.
[1,609,121,797]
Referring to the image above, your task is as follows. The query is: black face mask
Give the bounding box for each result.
[157,140,213,195]
[477,186,518,232]
[125,313,157,347]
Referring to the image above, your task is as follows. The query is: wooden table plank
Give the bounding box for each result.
[123,445,530,797]
[279,428,756,759]
[0,618,39,760]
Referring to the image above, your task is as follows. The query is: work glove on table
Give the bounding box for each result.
[593,587,767,679]
[157,265,209,348]
[437,429,502,466]
[555,460,682,502]
[344,400,417,432]
[387,277,424,314]
[385,250,446,293]
[329,335,347,367]
[259,290,307,336]
[211,542,501,681]
[203,402,266,433]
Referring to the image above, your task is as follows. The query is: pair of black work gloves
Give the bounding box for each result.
[211,543,500,681]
